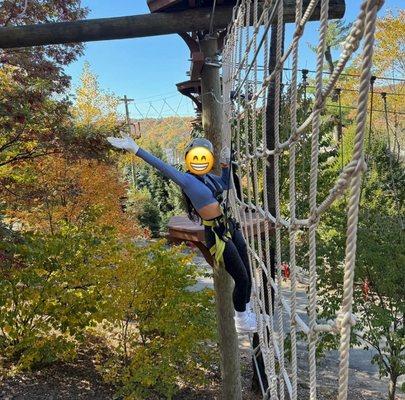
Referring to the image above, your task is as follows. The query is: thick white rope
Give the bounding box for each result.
[273,1,286,398]
[337,1,381,399]
[288,0,303,398]
[308,1,329,398]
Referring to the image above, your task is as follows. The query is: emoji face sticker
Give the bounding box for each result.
[185,146,214,175]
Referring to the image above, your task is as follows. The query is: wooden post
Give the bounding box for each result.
[199,35,242,400]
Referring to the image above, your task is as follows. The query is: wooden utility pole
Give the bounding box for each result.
[120,95,134,126]
[199,35,242,400]
[120,95,136,187]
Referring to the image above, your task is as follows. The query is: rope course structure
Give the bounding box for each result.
[127,94,194,136]
[222,0,383,399]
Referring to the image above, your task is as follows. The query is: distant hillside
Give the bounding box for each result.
[136,116,192,155]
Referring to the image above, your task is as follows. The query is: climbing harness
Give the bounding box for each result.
[202,216,230,263]
[190,172,235,264]
[202,216,240,263]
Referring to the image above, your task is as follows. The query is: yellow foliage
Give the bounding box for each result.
[72,62,120,131]
[374,10,405,76]
[138,116,192,154]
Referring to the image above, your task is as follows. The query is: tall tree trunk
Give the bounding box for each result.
[200,35,242,400]
[388,373,397,400]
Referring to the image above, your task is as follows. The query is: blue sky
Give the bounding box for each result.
[65,1,403,118]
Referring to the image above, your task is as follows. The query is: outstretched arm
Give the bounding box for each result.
[107,136,188,188]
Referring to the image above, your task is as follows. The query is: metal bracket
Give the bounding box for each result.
[204,57,222,68]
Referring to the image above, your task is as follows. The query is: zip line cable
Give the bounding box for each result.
[209,0,218,36]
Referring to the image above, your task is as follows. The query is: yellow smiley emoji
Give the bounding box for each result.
[185,146,214,175]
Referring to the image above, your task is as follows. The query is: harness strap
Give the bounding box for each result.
[204,174,223,203]
[202,219,216,227]
[203,217,232,264]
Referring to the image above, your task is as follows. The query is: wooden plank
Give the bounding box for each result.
[0,1,345,49]
[167,213,273,244]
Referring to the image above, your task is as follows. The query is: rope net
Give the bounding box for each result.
[222,0,382,399]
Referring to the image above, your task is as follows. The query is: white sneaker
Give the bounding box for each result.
[246,301,257,326]
[248,310,257,327]
[234,311,257,333]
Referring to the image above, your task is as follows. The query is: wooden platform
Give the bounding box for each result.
[176,80,202,111]
[167,213,273,267]
[167,215,213,264]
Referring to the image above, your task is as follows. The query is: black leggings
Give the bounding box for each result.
[205,220,252,312]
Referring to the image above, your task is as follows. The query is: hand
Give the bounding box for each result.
[107,136,139,154]
[219,146,231,166]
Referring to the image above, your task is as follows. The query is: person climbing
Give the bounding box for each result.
[107,135,257,333]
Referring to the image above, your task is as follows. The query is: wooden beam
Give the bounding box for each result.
[0,1,345,49]
[147,0,183,13]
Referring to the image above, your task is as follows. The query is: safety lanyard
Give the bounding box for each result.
[204,174,224,203]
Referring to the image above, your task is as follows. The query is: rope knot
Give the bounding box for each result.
[344,38,357,54]
[354,158,367,174]
[309,211,320,227]
[294,25,304,39]
[314,95,326,109]
[289,221,299,232]
[335,311,356,331]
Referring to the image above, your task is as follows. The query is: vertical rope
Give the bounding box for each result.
[249,2,276,396]
[261,5,279,398]
[288,0,303,398]
[337,2,381,399]
[308,1,329,398]
[273,1,286,398]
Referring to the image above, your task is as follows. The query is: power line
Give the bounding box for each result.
[303,84,405,97]
[225,60,405,83]
[283,67,405,83]
[134,91,179,102]
[325,103,405,116]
